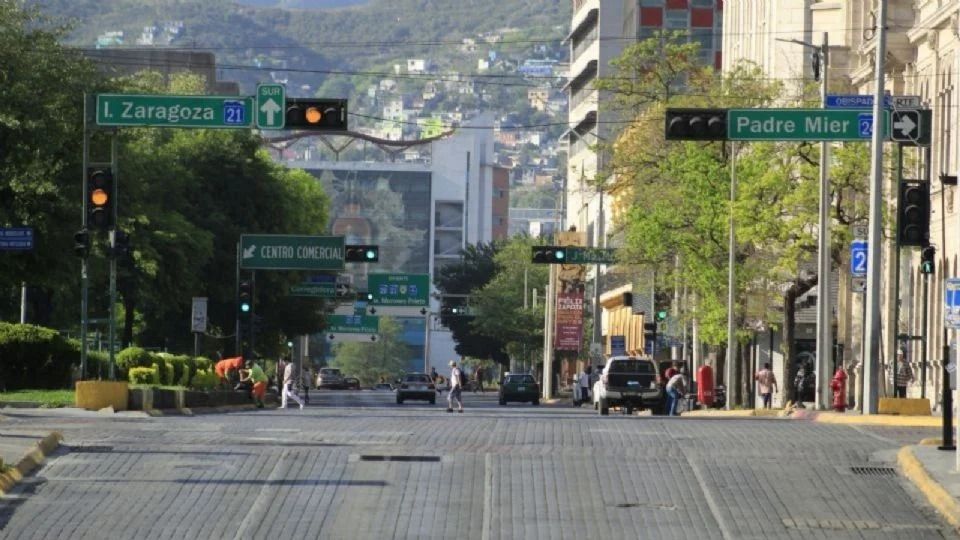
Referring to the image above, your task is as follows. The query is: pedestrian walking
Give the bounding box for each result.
[239,359,268,408]
[474,366,485,393]
[447,360,464,413]
[754,362,778,409]
[665,370,687,416]
[577,366,592,407]
[793,365,807,409]
[895,350,913,398]
[281,359,305,410]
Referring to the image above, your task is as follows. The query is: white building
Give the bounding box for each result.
[281,118,508,372]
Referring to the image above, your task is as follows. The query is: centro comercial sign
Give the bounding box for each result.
[240,234,346,270]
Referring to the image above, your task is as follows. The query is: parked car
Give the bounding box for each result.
[396,372,437,405]
[344,377,361,390]
[499,373,540,405]
[316,367,345,389]
[593,356,663,416]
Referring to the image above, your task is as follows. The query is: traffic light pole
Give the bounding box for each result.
[235,241,241,356]
[814,32,832,411]
[80,95,91,380]
[108,135,119,379]
[937,144,954,451]
[892,144,904,395]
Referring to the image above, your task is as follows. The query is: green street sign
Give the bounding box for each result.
[327,315,379,334]
[565,247,619,265]
[96,94,253,128]
[288,283,336,297]
[727,109,890,141]
[240,234,345,270]
[368,273,429,306]
[256,84,285,130]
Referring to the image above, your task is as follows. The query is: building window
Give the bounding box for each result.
[665,9,688,29]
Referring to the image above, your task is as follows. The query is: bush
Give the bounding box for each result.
[189,369,218,391]
[115,347,153,377]
[174,356,192,386]
[84,351,111,380]
[161,361,174,386]
[194,356,212,372]
[128,366,159,385]
[0,323,79,391]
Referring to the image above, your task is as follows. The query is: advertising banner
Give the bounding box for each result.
[554,291,584,351]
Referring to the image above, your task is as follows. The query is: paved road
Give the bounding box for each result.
[0,392,950,539]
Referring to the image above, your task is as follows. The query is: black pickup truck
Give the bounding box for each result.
[594,357,664,416]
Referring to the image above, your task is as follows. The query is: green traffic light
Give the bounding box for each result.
[240,302,251,313]
[365,249,376,260]
[656,310,668,321]
[554,250,565,261]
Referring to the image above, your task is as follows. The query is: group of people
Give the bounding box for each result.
[212,355,306,410]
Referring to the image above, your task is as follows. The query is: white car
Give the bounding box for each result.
[593,356,664,416]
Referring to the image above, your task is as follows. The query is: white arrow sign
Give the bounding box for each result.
[894,114,916,136]
[260,99,281,126]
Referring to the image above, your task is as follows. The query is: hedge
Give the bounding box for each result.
[0,323,78,391]
[190,369,219,391]
[115,347,154,377]
[128,366,159,385]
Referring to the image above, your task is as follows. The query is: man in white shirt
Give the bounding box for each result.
[665,371,687,416]
[447,360,464,413]
[281,359,305,410]
[577,367,591,407]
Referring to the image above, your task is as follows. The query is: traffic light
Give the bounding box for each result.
[111,230,131,260]
[285,98,348,131]
[73,229,90,258]
[239,280,253,314]
[664,108,728,141]
[643,321,657,346]
[921,245,936,275]
[622,292,633,307]
[86,167,114,231]
[531,245,566,264]
[898,181,929,247]
[357,291,374,302]
[345,244,379,262]
[655,310,668,322]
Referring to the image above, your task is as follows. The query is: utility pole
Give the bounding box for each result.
[863,0,888,414]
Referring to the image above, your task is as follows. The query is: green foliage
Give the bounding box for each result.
[330,317,410,386]
[0,389,75,408]
[194,356,212,372]
[128,366,159,385]
[434,242,508,364]
[0,323,78,391]
[84,351,111,380]
[115,347,154,376]
[470,236,547,361]
[189,369,219,391]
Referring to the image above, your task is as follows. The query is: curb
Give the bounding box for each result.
[145,403,270,416]
[0,431,63,496]
[682,409,790,418]
[805,411,947,427]
[897,446,960,531]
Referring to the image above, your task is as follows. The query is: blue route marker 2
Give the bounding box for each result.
[850,240,867,277]
[857,114,874,138]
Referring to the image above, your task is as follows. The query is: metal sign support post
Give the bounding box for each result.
[725,141,738,410]
[863,0,889,414]
[892,144,904,393]
[235,241,241,356]
[815,31,833,410]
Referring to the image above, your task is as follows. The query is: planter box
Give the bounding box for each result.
[127,388,252,411]
[76,381,129,411]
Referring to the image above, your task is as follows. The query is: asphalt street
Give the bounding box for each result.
[0,390,952,539]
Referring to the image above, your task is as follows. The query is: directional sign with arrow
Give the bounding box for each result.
[891,110,920,142]
[256,84,285,130]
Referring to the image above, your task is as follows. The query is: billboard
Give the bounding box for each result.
[555,290,584,351]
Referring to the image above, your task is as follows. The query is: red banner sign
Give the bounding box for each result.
[554,291,584,351]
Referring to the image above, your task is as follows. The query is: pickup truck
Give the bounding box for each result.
[592,356,663,416]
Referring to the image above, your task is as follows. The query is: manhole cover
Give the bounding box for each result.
[359,455,441,462]
[850,466,896,476]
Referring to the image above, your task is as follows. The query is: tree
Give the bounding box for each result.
[330,317,409,387]
[0,2,100,327]
[470,236,548,365]
[433,242,508,364]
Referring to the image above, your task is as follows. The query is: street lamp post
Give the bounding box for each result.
[776,33,832,410]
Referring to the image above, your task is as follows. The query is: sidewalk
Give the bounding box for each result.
[899,443,960,530]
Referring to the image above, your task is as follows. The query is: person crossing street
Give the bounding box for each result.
[447,360,464,413]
